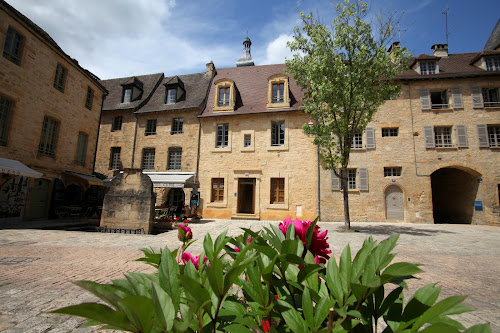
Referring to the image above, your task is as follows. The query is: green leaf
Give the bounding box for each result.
[179,275,212,313]
[158,246,180,312]
[254,245,278,259]
[206,256,224,297]
[350,237,375,282]
[464,323,492,333]
[314,296,334,329]
[152,282,175,331]
[419,323,460,333]
[412,296,467,330]
[224,254,258,295]
[305,216,319,249]
[302,287,314,329]
[51,303,134,331]
[326,256,344,305]
[214,230,229,257]
[279,300,308,332]
[203,232,214,261]
[73,281,130,309]
[382,262,422,279]
[118,296,155,333]
[297,264,323,284]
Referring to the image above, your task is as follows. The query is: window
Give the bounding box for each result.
[109,147,121,170]
[142,148,155,170]
[244,134,251,147]
[3,27,23,65]
[216,123,229,148]
[430,90,449,109]
[419,61,437,75]
[267,74,290,108]
[166,88,176,104]
[53,63,67,92]
[347,169,357,190]
[171,118,183,134]
[271,121,285,146]
[112,116,123,131]
[482,88,500,107]
[122,88,132,103]
[270,178,285,204]
[488,126,500,147]
[0,95,13,146]
[145,119,157,136]
[38,116,59,158]
[351,132,363,149]
[74,132,88,166]
[485,57,500,71]
[384,167,402,177]
[213,79,235,111]
[382,128,399,137]
[85,87,94,110]
[167,147,182,170]
[434,127,452,147]
[211,178,224,202]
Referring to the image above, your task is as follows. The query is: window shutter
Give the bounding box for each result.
[451,87,463,109]
[331,170,340,191]
[365,127,375,149]
[420,88,431,110]
[471,86,484,108]
[359,168,369,191]
[456,125,468,148]
[424,126,435,148]
[477,124,489,147]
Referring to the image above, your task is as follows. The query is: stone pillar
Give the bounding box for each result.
[100,168,154,234]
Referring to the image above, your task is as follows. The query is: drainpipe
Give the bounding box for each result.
[92,92,107,174]
[131,113,138,168]
[408,81,430,177]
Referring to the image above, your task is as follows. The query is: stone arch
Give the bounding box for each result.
[384,184,405,220]
[430,166,481,224]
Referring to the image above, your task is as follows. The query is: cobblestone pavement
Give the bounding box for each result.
[0,220,498,332]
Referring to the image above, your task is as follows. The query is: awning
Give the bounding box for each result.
[0,157,43,178]
[64,171,104,186]
[143,172,195,188]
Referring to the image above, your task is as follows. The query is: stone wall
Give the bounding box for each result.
[100,169,154,233]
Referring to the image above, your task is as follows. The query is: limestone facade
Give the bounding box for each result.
[0,1,106,220]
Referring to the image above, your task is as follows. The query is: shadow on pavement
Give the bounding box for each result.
[341,225,455,236]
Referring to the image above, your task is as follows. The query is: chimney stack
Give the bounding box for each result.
[431,44,448,57]
[206,61,215,76]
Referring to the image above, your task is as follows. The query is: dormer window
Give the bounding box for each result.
[485,57,500,71]
[267,74,290,109]
[166,88,176,104]
[213,79,236,112]
[164,76,185,105]
[419,61,437,75]
[121,77,143,104]
[122,88,132,103]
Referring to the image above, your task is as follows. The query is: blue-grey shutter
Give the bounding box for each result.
[471,86,484,108]
[420,88,431,110]
[365,127,375,149]
[424,126,435,148]
[477,124,489,147]
[359,168,368,191]
[456,125,468,148]
[451,87,463,109]
[331,170,340,191]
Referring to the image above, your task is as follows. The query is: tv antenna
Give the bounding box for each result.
[396,12,407,43]
[442,7,450,45]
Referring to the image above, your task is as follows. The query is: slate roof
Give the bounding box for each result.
[484,19,500,50]
[1,0,106,92]
[100,73,164,111]
[200,64,304,118]
[397,52,500,80]
[136,72,212,114]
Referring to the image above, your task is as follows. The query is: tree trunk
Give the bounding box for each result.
[341,169,351,231]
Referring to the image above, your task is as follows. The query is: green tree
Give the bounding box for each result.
[286,0,408,230]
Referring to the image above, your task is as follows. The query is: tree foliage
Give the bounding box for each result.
[286,0,409,229]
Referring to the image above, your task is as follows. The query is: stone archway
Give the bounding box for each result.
[385,185,404,220]
[430,167,480,224]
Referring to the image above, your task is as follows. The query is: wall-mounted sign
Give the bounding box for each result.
[477,178,483,183]
[474,201,483,211]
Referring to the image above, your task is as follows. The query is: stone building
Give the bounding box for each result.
[197,38,319,220]
[94,67,213,207]
[0,0,107,221]
[320,42,500,225]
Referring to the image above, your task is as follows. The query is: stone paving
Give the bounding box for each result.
[0,219,498,332]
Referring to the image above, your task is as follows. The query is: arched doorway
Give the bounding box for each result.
[430,167,480,224]
[166,188,185,207]
[385,185,404,220]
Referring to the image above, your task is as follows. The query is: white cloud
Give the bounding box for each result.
[261,34,296,65]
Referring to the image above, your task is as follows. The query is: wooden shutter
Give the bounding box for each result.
[331,170,340,191]
[451,87,463,109]
[424,126,435,148]
[365,127,375,149]
[477,124,489,147]
[359,168,369,191]
[420,88,431,110]
[471,86,484,108]
[456,125,468,148]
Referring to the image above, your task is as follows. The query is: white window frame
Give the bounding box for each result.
[110,147,121,170]
[485,57,500,71]
[488,125,500,147]
[434,126,453,148]
[382,128,398,137]
[216,123,229,148]
[482,88,500,107]
[384,167,402,177]
[351,132,363,149]
[166,88,176,104]
[122,88,132,103]
[271,120,285,146]
[419,61,438,75]
[171,118,183,134]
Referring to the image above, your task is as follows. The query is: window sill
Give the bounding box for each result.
[267,145,288,152]
[241,147,255,152]
[145,134,157,137]
[434,146,458,150]
[170,132,183,135]
[267,203,288,210]
[426,107,452,112]
[207,202,227,208]
[212,147,231,153]
[484,107,500,110]
[213,106,235,112]
[266,102,290,109]
[350,147,366,151]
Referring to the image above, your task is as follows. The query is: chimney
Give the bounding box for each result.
[431,44,448,57]
[206,61,215,76]
[388,42,400,63]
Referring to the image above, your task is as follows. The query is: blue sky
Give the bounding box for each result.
[8,0,499,80]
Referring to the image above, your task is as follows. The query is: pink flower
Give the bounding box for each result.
[178,224,192,242]
[279,217,331,263]
[181,252,207,270]
[234,237,253,252]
